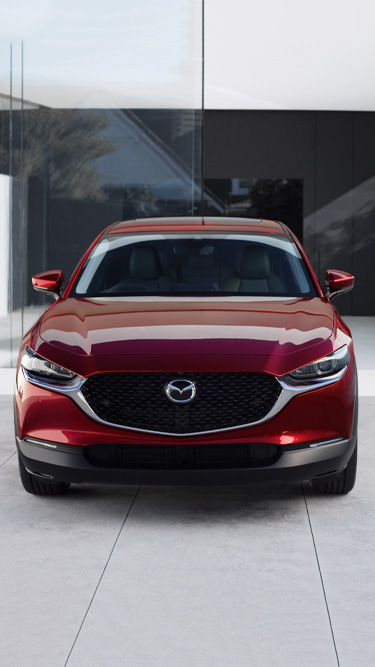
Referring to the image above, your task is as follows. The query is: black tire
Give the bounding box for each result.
[18,456,70,496]
[311,442,357,495]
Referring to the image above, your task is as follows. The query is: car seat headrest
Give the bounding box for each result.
[238,246,270,279]
[129,246,162,280]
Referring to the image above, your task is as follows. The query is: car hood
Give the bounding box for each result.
[35,296,335,376]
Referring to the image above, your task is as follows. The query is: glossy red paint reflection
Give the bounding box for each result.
[31,295,348,379]
[15,353,356,445]
[32,270,64,295]
[325,269,355,293]
[15,216,357,486]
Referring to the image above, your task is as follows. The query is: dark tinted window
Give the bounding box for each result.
[72,233,317,297]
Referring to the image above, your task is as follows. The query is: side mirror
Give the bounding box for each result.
[32,270,64,300]
[325,269,354,301]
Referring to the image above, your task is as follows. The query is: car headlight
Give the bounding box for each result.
[21,346,79,386]
[284,345,350,384]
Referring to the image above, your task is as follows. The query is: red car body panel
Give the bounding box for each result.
[108,218,285,236]
[16,358,356,446]
[35,297,335,372]
[15,217,357,488]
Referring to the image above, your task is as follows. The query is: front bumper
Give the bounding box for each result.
[17,434,357,486]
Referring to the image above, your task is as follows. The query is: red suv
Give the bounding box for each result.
[15,217,357,495]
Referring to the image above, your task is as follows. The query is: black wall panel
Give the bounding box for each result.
[314,112,354,314]
[204,110,375,315]
[353,114,375,315]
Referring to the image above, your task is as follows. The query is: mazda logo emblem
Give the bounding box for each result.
[165,379,196,404]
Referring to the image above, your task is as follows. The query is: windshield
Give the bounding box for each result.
[71,233,317,298]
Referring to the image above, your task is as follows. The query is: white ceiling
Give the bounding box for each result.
[1,0,374,110]
[0,0,202,109]
[205,0,375,110]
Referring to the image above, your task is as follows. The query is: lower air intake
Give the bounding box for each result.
[84,443,280,470]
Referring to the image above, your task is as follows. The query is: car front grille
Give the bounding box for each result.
[84,442,280,470]
[80,372,282,435]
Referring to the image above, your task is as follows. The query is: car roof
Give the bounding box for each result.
[107,216,286,236]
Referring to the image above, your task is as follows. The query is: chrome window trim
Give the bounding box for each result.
[22,365,348,437]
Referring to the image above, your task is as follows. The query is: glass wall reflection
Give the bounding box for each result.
[0,0,204,366]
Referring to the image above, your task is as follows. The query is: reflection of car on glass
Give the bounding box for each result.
[15,216,357,496]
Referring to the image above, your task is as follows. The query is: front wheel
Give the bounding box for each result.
[18,456,70,496]
[311,442,357,495]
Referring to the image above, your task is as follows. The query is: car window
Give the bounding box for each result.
[71,233,317,298]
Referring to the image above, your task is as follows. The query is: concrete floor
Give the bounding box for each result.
[0,397,374,667]
[1,316,374,666]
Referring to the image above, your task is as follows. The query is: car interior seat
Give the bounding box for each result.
[107,245,173,292]
[222,245,285,293]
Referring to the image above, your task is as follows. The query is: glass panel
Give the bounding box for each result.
[0,71,11,367]
[0,42,28,366]
[0,0,203,366]
[71,231,317,298]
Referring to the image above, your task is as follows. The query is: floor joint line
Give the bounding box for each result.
[64,485,141,667]
[0,451,16,468]
[302,483,340,667]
